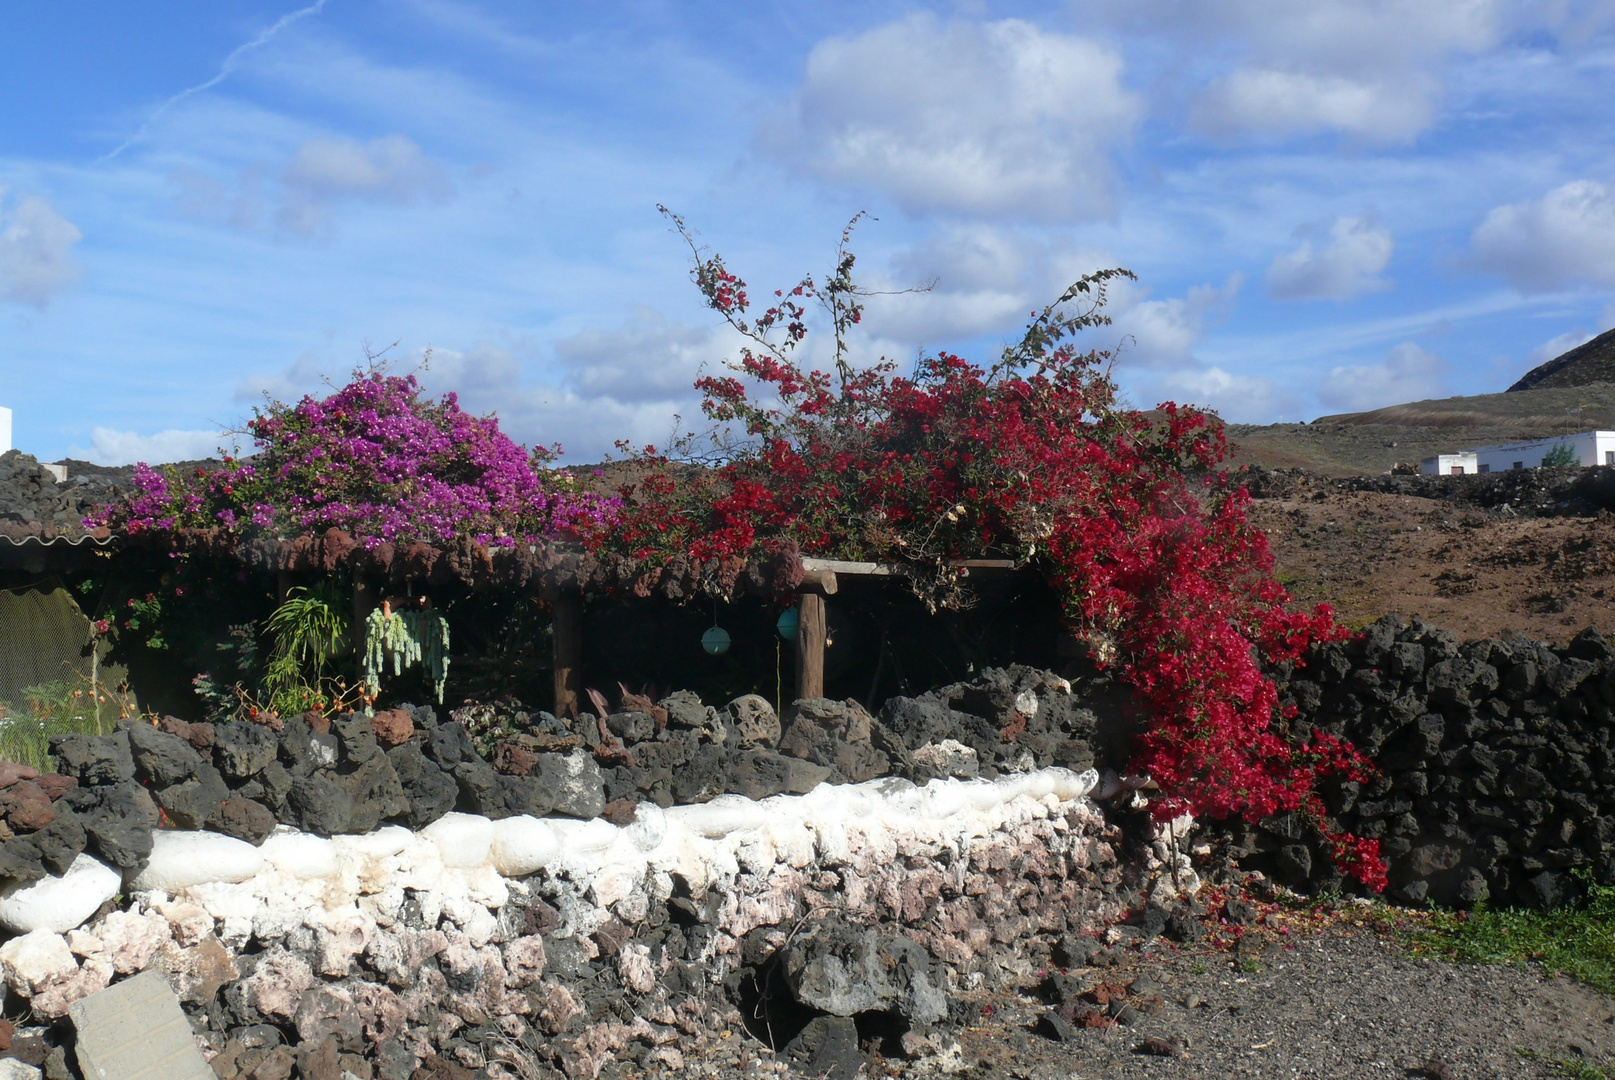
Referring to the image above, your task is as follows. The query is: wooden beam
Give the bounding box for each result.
[799,566,839,595]
[796,591,826,700]
[799,556,1019,579]
[801,558,895,576]
[552,592,583,719]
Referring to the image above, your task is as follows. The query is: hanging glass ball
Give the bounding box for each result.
[775,608,799,642]
[701,626,732,655]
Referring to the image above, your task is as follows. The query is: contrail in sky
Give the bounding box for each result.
[100,0,330,162]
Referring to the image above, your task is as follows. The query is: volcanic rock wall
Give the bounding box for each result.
[0,770,1129,1079]
[1249,617,1615,909]
[0,667,1098,895]
[0,668,1158,1079]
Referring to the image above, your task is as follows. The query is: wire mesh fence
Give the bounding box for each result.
[0,584,120,770]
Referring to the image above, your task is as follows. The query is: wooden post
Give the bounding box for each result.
[552,592,583,719]
[796,592,826,700]
[352,575,375,685]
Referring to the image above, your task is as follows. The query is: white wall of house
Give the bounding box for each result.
[1420,452,1478,475]
[1474,430,1615,473]
[0,406,10,455]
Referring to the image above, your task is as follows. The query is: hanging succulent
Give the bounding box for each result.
[362,599,450,707]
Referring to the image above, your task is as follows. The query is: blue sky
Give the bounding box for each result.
[3,0,1615,464]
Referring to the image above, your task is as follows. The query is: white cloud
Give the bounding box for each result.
[767,14,1142,219]
[1267,215,1393,300]
[1116,0,1517,142]
[1144,367,1299,422]
[418,341,705,463]
[68,427,232,466]
[0,191,83,308]
[1195,68,1440,143]
[866,225,1116,343]
[278,134,450,234]
[1469,179,1615,290]
[167,135,452,237]
[552,308,726,404]
[283,134,448,202]
[1109,274,1245,369]
[1317,342,1449,411]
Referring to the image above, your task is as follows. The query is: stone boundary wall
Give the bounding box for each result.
[0,770,1138,1080]
[0,666,1161,1078]
[1247,617,1615,909]
[0,666,1097,898]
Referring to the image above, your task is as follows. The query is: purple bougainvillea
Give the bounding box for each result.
[90,371,618,547]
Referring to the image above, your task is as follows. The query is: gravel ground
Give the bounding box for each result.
[937,926,1615,1080]
[654,909,1615,1080]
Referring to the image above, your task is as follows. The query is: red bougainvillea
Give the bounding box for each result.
[607,210,1384,888]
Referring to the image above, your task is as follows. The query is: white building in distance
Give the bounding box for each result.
[1472,430,1615,473]
[1419,451,1478,475]
[0,406,11,455]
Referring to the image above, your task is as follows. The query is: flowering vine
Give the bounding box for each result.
[605,209,1384,888]
[88,370,618,549]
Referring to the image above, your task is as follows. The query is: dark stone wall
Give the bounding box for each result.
[1242,616,1615,909]
[8,666,1103,892]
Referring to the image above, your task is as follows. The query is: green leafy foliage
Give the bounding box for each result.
[262,582,352,716]
[1542,442,1580,467]
[1416,875,1615,996]
[362,604,451,705]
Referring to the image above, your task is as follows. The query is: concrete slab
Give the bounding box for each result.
[66,969,215,1080]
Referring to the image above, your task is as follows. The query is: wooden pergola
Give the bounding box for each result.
[547,555,1019,716]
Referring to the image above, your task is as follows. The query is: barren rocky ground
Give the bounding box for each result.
[1248,476,1615,642]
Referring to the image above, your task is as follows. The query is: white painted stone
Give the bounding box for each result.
[666,795,755,838]
[422,812,493,868]
[489,816,559,876]
[259,830,340,879]
[130,831,264,891]
[0,929,77,993]
[457,863,511,909]
[622,802,668,852]
[548,817,619,856]
[0,854,122,934]
[0,1058,42,1079]
[332,824,413,859]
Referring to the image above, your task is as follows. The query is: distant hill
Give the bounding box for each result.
[1223,382,1615,476]
[1508,326,1615,392]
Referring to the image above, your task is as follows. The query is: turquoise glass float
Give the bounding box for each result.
[701,625,732,655]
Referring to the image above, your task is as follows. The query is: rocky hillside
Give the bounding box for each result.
[1509,325,1615,392]
[0,451,128,534]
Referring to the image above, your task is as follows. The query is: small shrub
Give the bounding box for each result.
[262,582,353,716]
[1542,443,1579,468]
